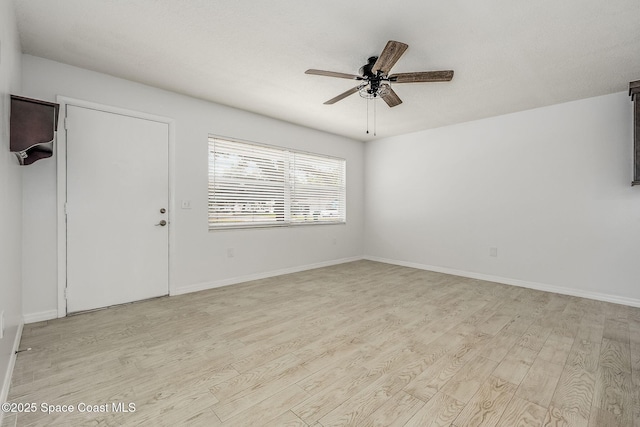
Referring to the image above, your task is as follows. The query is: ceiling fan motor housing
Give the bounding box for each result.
[360,56,389,96]
[360,56,379,78]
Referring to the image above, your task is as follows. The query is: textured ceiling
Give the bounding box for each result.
[13,0,640,141]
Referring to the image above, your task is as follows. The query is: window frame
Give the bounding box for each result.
[208,135,346,230]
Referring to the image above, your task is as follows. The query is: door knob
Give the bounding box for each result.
[155,220,167,226]
[160,208,166,214]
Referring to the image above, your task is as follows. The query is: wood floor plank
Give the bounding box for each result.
[402,330,492,401]
[543,403,588,427]
[548,365,594,427]
[498,396,546,427]
[440,356,499,403]
[358,390,424,427]
[133,392,222,427]
[501,314,536,336]
[452,375,517,427]
[211,360,312,421]
[492,344,538,385]
[314,343,437,426]
[547,315,606,427]
[220,384,309,426]
[476,312,515,336]
[298,335,380,375]
[172,409,222,427]
[291,365,380,424]
[403,353,468,402]
[229,330,323,373]
[592,337,633,426]
[550,316,582,341]
[296,362,368,396]
[538,333,575,366]
[516,358,564,408]
[260,410,307,427]
[603,318,631,343]
[291,345,424,425]
[210,352,302,402]
[478,330,521,362]
[403,392,466,427]
[0,413,17,427]
[518,323,552,352]
[588,406,626,427]
[317,374,410,427]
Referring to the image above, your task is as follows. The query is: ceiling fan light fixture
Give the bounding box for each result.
[358,83,390,100]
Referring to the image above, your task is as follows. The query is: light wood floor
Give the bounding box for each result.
[3,260,639,427]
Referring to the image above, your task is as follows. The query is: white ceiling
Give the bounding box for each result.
[13,0,640,142]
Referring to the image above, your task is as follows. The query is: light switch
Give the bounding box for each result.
[181,200,192,209]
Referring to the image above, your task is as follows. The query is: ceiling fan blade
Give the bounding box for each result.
[380,84,402,107]
[324,86,360,105]
[389,70,454,83]
[372,40,409,74]
[306,69,363,80]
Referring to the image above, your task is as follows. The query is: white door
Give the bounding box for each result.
[66,105,169,313]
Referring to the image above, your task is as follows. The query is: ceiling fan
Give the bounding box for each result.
[306,40,454,108]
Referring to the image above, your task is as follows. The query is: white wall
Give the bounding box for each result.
[0,0,23,406]
[365,92,640,305]
[21,55,364,319]
[18,53,639,320]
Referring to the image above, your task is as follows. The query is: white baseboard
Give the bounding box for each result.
[364,255,640,308]
[171,256,364,296]
[1,320,23,415]
[23,310,58,324]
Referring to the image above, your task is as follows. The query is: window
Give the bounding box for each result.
[208,136,346,229]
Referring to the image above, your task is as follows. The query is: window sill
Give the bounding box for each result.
[208,221,346,231]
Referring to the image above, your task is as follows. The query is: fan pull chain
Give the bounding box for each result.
[366,97,370,134]
[365,96,377,136]
[374,97,377,137]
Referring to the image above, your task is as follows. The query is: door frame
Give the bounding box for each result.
[56,96,176,317]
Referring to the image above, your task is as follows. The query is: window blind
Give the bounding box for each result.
[208,137,346,229]
[290,151,346,224]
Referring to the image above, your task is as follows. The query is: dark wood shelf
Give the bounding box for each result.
[10,95,60,165]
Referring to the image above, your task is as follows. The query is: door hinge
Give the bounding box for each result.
[64,117,69,130]
[64,288,68,299]
[64,202,68,215]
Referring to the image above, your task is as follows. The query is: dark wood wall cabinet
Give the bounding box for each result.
[10,95,60,166]
[631,81,640,186]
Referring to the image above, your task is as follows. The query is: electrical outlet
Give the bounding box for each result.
[227,248,235,258]
[489,247,498,257]
[181,200,192,209]
[332,238,337,245]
